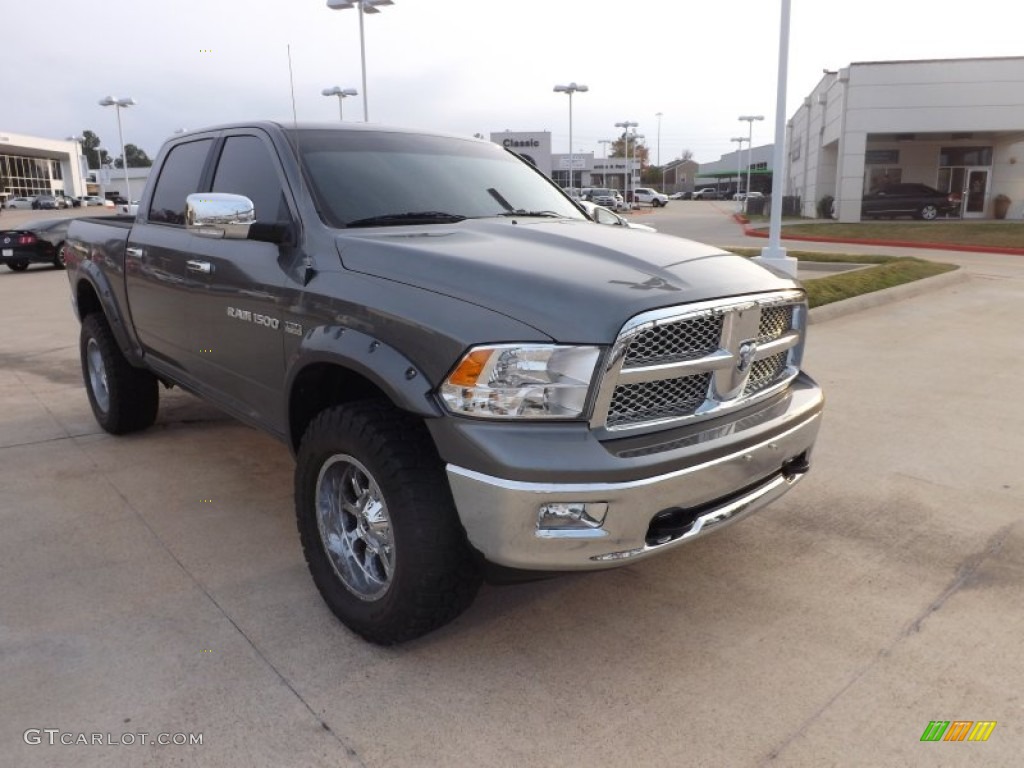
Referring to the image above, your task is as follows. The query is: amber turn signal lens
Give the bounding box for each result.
[448,349,493,386]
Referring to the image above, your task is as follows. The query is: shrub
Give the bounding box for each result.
[817,195,834,219]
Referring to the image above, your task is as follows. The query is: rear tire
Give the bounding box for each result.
[918,204,939,220]
[80,314,159,434]
[295,401,481,645]
[53,241,66,269]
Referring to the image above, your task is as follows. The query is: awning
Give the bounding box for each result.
[695,169,774,179]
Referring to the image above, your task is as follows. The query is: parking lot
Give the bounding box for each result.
[2,207,1022,766]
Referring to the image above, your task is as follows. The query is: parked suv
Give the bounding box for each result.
[584,188,619,208]
[629,187,669,207]
[861,183,960,220]
[692,188,719,200]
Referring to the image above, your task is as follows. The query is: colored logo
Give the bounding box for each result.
[920,721,996,742]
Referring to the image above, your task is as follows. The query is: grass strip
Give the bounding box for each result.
[779,221,1023,248]
[723,248,958,308]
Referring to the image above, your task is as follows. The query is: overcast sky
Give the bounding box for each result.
[3,0,1021,165]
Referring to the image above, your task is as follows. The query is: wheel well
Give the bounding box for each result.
[76,280,102,320]
[289,363,392,452]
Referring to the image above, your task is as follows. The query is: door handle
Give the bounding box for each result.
[186,260,213,274]
[126,246,144,258]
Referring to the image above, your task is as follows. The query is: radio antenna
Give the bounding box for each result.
[287,44,298,127]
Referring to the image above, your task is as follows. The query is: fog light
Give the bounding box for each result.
[537,502,607,531]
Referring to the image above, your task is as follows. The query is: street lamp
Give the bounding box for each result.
[738,114,764,201]
[99,96,136,202]
[615,120,638,202]
[731,136,747,205]
[322,86,359,121]
[326,0,393,122]
[553,82,588,190]
[655,112,663,192]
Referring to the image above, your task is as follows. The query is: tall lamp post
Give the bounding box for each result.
[655,111,663,193]
[553,82,588,190]
[731,136,747,206]
[99,96,136,202]
[738,114,764,202]
[326,0,393,123]
[615,120,638,203]
[322,86,359,120]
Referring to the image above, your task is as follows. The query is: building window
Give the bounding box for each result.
[939,146,992,167]
[866,167,902,193]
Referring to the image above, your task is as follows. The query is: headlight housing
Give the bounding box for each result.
[440,344,601,419]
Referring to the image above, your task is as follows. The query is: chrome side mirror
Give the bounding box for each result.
[593,206,625,226]
[186,193,255,239]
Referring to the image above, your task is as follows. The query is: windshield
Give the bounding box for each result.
[292,129,586,228]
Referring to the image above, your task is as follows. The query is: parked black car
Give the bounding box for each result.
[31,195,59,210]
[861,183,960,220]
[0,218,72,271]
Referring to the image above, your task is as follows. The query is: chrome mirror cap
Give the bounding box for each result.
[186,193,255,239]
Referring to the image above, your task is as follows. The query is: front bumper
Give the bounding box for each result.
[443,376,823,570]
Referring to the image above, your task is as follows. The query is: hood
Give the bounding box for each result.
[334,218,798,343]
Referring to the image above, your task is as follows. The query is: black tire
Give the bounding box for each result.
[295,401,481,645]
[8,260,29,271]
[53,241,66,269]
[80,313,159,434]
[918,204,939,221]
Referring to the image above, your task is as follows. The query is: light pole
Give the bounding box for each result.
[655,112,663,192]
[96,146,109,199]
[738,114,764,201]
[615,120,638,203]
[554,82,588,190]
[322,86,359,121]
[99,96,136,202]
[731,136,747,206]
[754,0,798,277]
[327,0,393,123]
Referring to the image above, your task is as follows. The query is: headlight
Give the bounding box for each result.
[440,344,601,419]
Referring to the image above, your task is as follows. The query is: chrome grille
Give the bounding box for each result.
[593,291,805,433]
[623,314,723,365]
[757,305,793,342]
[607,373,712,427]
[743,352,788,396]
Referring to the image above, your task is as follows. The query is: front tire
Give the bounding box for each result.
[80,314,159,434]
[295,401,481,645]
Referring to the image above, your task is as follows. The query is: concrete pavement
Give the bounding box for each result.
[2,209,1022,766]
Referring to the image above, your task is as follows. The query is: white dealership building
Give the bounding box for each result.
[0,131,89,202]
[787,56,1024,221]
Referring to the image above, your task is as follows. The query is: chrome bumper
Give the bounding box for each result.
[446,411,821,570]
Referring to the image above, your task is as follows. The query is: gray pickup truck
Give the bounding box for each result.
[65,122,824,644]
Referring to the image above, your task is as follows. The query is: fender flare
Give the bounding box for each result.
[73,260,145,366]
[285,324,442,419]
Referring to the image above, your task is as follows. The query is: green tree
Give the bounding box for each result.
[608,134,650,168]
[80,130,111,169]
[114,144,153,169]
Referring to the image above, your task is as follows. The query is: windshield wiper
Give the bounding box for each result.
[345,211,467,228]
[495,210,566,218]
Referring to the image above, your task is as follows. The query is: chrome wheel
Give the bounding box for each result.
[315,454,394,601]
[920,204,939,220]
[86,338,110,413]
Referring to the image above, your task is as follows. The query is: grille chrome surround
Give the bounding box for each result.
[591,290,806,434]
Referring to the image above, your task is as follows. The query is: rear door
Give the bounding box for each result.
[125,138,216,369]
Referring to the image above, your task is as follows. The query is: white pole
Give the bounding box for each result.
[338,95,344,121]
[568,91,573,191]
[656,112,662,193]
[358,3,369,121]
[115,106,131,203]
[755,0,798,277]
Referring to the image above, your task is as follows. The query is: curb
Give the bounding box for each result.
[808,267,968,324]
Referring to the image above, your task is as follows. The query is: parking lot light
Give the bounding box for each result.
[731,137,747,207]
[99,96,136,203]
[738,114,764,207]
[322,86,359,121]
[614,121,638,203]
[554,83,588,190]
[327,0,393,122]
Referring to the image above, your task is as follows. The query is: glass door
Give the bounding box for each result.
[963,168,989,218]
